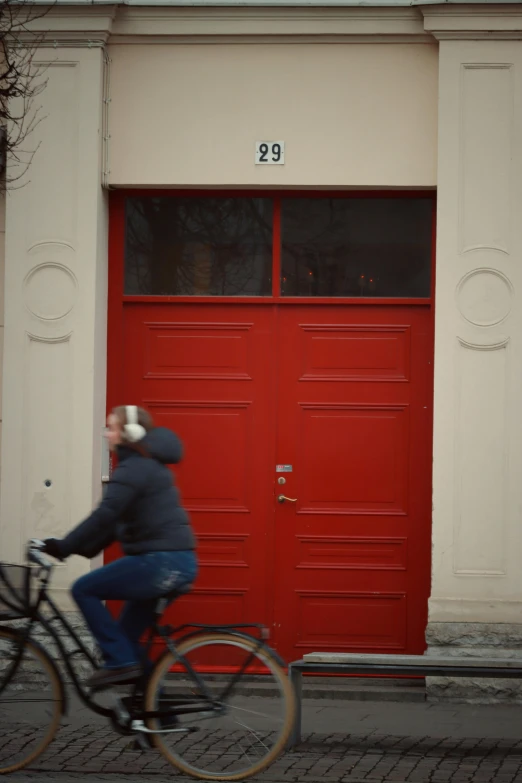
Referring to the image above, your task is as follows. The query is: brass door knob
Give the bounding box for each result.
[278,495,297,503]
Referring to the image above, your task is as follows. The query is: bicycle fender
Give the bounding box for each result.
[164,628,288,669]
[261,643,287,669]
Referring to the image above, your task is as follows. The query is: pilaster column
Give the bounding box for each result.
[0,10,114,605]
[424,5,522,699]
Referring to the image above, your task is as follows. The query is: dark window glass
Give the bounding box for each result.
[125,197,273,296]
[281,198,432,298]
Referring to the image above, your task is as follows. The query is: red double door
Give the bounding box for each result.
[121,302,432,662]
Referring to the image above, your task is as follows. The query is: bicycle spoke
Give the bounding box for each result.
[228,703,285,722]
[237,738,255,765]
[232,717,271,752]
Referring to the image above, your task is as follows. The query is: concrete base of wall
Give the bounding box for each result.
[425,622,522,703]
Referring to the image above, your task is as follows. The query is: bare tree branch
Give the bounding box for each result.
[0,0,51,190]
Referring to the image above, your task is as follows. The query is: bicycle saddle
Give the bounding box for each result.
[165,582,191,600]
[154,582,192,615]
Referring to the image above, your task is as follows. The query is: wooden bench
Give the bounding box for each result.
[287,653,522,748]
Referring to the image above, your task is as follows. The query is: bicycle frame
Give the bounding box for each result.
[8,565,277,726]
[147,622,278,720]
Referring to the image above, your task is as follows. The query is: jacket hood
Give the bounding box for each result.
[143,427,183,464]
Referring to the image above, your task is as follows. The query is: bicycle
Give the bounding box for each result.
[0,541,295,779]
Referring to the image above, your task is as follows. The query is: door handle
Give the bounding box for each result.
[278,495,297,504]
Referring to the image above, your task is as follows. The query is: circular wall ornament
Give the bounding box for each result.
[456,269,512,327]
[24,263,78,321]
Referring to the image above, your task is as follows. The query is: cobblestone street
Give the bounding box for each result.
[7,698,522,782]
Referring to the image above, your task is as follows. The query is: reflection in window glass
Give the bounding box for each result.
[281,198,432,298]
[125,197,273,296]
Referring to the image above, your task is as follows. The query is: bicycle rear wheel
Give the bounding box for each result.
[0,626,63,774]
[146,632,295,781]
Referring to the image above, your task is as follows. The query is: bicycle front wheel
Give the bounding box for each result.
[0,626,63,774]
[146,632,295,781]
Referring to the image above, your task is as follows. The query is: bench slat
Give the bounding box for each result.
[302,653,522,669]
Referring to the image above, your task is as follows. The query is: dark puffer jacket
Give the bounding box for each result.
[59,428,196,559]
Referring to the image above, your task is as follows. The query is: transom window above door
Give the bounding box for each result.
[123,194,434,300]
[125,197,273,297]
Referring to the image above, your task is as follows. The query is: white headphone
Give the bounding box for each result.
[123,405,146,443]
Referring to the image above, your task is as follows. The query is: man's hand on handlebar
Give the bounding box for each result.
[40,538,65,561]
[28,538,64,566]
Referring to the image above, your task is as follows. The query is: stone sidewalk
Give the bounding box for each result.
[7,696,522,782]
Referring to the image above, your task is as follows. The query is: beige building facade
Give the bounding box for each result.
[2,0,522,697]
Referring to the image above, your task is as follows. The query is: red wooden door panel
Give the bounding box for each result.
[120,303,277,636]
[112,300,432,663]
[273,305,432,661]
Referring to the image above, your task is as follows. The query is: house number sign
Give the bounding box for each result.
[255,141,285,165]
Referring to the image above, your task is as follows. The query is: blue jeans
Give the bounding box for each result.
[71,551,197,670]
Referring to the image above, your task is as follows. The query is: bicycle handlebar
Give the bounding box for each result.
[27,539,54,570]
